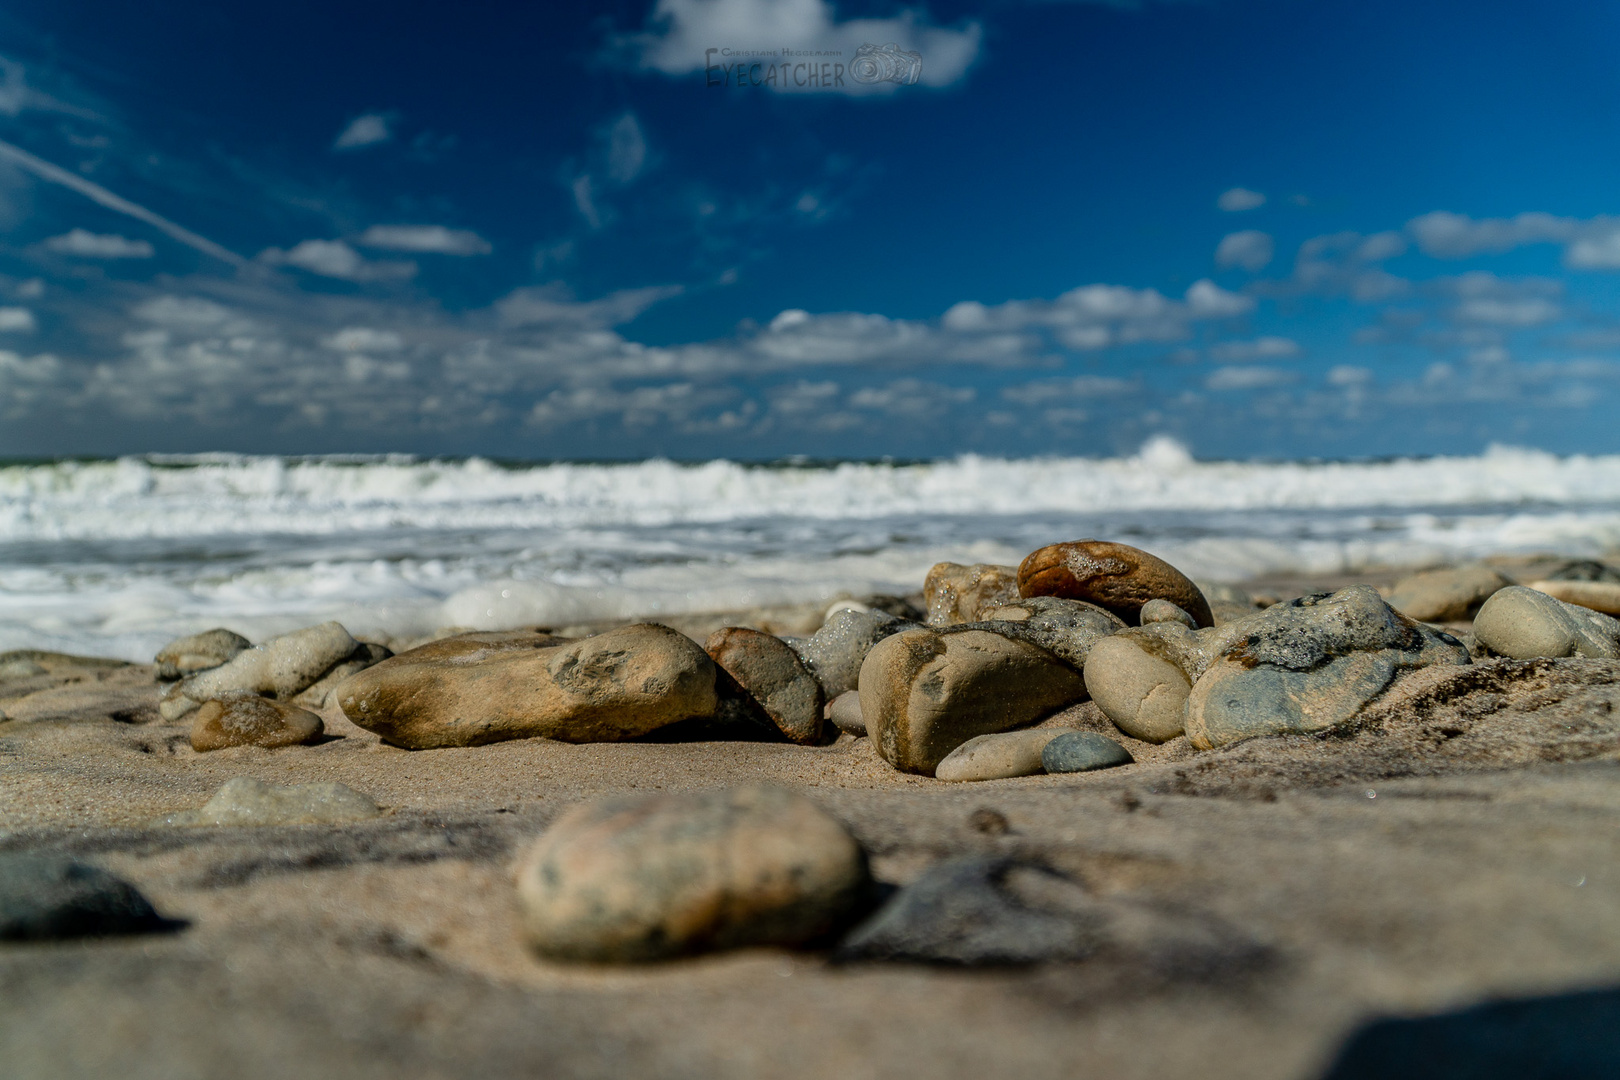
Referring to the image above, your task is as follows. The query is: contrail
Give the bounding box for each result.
[0,137,245,267]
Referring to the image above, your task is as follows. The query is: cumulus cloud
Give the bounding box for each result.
[848,377,974,416]
[625,0,982,92]
[0,306,35,332]
[356,225,492,255]
[1442,271,1562,326]
[334,113,393,150]
[1565,227,1620,269]
[943,279,1251,353]
[44,228,154,258]
[1217,187,1266,212]
[1215,229,1273,271]
[1209,336,1299,362]
[260,239,417,281]
[1327,365,1372,386]
[322,327,405,352]
[495,283,685,328]
[1205,365,1298,391]
[573,175,602,229]
[1406,210,1578,259]
[606,113,648,184]
[1000,375,1134,405]
[1285,230,1409,301]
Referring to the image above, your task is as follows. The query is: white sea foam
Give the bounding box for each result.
[4,439,1620,661]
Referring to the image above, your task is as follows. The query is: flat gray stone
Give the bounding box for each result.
[1040,731,1134,773]
[155,778,383,827]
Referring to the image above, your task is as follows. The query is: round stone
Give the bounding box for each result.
[1040,731,1134,774]
[934,728,1063,782]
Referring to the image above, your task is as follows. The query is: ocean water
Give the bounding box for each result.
[6,436,1620,662]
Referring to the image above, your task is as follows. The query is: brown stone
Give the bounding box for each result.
[190,692,324,752]
[1017,540,1213,628]
[517,786,870,962]
[704,627,824,744]
[338,623,718,749]
[922,563,1021,626]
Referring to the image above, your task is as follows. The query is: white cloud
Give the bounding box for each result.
[1205,365,1298,391]
[1000,375,1134,405]
[1184,279,1254,317]
[1327,365,1372,386]
[44,228,154,258]
[848,377,974,416]
[1565,227,1620,269]
[0,306,35,332]
[1215,229,1273,271]
[573,175,601,229]
[1454,297,1561,326]
[1210,336,1299,362]
[607,113,648,184]
[1217,187,1266,212]
[495,283,685,328]
[356,225,492,255]
[322,327,405,352]
[627,0,982,92]
[261,239,417,281]
[334,113,393,151]
[1288,231,1410,301]
[1406,210,1578,259]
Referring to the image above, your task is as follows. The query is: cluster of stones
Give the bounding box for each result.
[122,541,1620,964]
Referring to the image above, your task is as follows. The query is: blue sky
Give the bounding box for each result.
[2,0,1620,459]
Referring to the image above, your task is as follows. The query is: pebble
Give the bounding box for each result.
[517,786,870,962]
[168,622,363,719]
[791,607,916,700]
[705,627,824,744]
[971,595,1126,669]
[1184,585,1470,750]
[827,689,865,736]
[340,624,718,749]
[189,692,324,752]
[153,628,251,682]
[1041,731,1134,773]
[155,777,383,826]
[859,627,1089,776]
[1140,598,1200,630]
[922,562,1021,625]
[1524,579,1620,618]
[293,642,393,709]
[1472,586,1620,660]
[1082,626,1199,743]
[0,854,173,940]
[1017,540,1214,627]
[1385,565,1511,623]
[934,728,1064,782]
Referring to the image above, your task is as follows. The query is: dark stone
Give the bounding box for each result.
[1041,731,1134,773]
[0,854,178,940]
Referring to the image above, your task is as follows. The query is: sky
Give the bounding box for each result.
[1,0,1620,460]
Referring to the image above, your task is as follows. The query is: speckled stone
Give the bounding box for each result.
[154,628,250,681]
[705,627,824,744]
[190,692,324,751]
[154,777,383,827]
[1040,731,1134,773]
[1473,586,1620,660]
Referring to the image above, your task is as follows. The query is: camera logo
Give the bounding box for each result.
[849,43,922,86]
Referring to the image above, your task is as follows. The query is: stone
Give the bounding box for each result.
[292,642,393,709]
[0,855,173,940]
[1140,598,1199,630]
[155,777,382,826]
[859,627,1089,776]
[922,562,1021,626]
[1385,565,1511,623]
[704,627,824,744]
[167,622,361,719]
[516,786,870,962]
[1545,559,1620,583]
[0,658,47,681]
[189,692,324,752]
[1184,585,1471,750]
[340,623,718,749]
[1082,626,1201,743]
[1525,580,1620,618]
[793,608,918,699]
[934,729,1063,782]
[1041,731,1134,773]
[153,628,251,681]
[1017,540,1214,628]
[972,596,1126,669]
[827,689,865,736]
[1472,586,1620,660]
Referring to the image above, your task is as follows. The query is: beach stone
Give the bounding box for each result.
[169,622,361,720]
[1083,627,1199,743]
[1140,598,1199,630]
[859,627,1089,776]
[0,855,171,941]
[153,628,251,682]
[972,596,1126,670]
[1545,559,1620,583]
[1041,731,1134,774]
[0,658,47,682]
[793,608,917,699]
[1473,586,1620,660]
[827,690,865,736]
[155,777,382,827]
[923,562,1021,626]
[705,627,824,744]
[1184,585,1470,750]
[1386,565,1511,623]
[1018,540,1214,628]
[934,728,1063,782]
[293,642,392,709]
[340,623,718,749]
[189,692,324,752]
[1525,580,1620,618]
[517,786,870,962]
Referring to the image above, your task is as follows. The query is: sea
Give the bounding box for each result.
[6,436,1620,662]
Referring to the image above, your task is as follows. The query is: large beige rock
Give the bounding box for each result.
[517,786,869,962]
[1017,540,1213,627]
[704,627,823,744]
[858,628,1088,776]
[190,692,324,752]
[922,563,1020,626]
[1525,579,1620,618]
[338,623,718,749]
[172,622,361,719]
[1082,628,1197,743]
[1386,565,1510,622]
[1473,586,1620,660]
